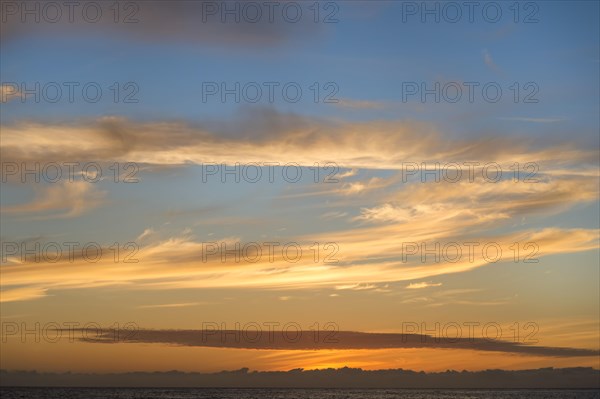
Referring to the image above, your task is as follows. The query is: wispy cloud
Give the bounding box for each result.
[482,49,502,74]
[0,287,47,302]
[2,112,596,171]
[1,112,597,299]
[1,226,596,300]
[1,181,106,219]
[406,282,442,289]
[137,302,203,309]
[137,228,157,242]
[498,117,566,123]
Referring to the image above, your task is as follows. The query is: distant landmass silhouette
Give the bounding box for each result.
[2,367,599,388]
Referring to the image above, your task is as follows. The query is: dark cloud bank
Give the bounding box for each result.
[72,329,600,358]
[1,367,599,388]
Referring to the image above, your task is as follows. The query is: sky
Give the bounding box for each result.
[0,0,599,376]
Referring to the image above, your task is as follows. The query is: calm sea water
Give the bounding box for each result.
[1,388,599,399]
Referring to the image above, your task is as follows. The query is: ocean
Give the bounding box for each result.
[1,388,599,399]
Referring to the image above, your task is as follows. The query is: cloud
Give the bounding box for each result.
[337,169,359,179]
[1,181,106,219]
[339,177,392,196]
[0,1,324,46]
[137,302,202,309]
[1,111,597,298]
[1,112,596,172]
[1,181,106,220]
[406,282,442,289]
[0,226,597,299]
[0,287,47,302]
[498,117,566,123]
[335,283,378,291]
[65,328,600,358]
[355,177,599,227]
[482,49,502,74]
[136,228,156,242]
[320,211,349,220]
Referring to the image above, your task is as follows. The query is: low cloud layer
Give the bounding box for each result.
[69,328,600,358]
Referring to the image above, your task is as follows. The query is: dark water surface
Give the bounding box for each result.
[1,388,599,399]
